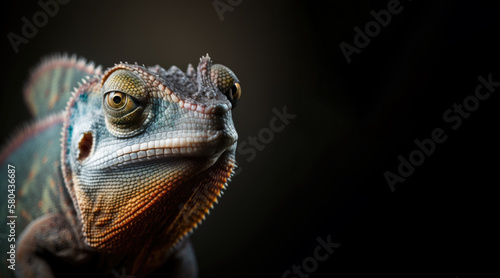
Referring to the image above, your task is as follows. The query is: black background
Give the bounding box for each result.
[1,0,498,277]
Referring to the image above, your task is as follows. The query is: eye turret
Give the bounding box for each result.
[210,64,241,107]
[101,69,151,137]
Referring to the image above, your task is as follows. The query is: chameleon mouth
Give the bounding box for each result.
[112,130,236,166]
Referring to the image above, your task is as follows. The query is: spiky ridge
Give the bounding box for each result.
[23,53,103,117]
[24,54,102,94]
[169,157,236,250]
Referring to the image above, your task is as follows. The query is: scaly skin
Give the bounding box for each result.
[0,54,241,278]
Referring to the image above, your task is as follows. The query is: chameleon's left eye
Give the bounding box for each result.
[101,69,151,138]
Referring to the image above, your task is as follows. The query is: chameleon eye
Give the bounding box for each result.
[104,91,138,113]
[101,69,151,138]
[229,83,241,101]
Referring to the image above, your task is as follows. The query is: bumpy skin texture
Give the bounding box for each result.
[0,54,240,278]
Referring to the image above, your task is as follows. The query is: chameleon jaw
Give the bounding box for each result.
[74,147,236,254]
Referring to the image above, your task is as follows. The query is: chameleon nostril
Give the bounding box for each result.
[77,132,93,162]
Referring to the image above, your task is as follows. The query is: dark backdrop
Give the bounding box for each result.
[1,1,498,277]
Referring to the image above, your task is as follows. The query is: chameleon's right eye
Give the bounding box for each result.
[229,82,242,102]
[101,69,151,138]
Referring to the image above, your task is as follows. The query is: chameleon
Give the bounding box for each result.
[0,53,241,277]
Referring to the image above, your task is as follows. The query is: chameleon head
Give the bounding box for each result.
[61,54,240,252]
